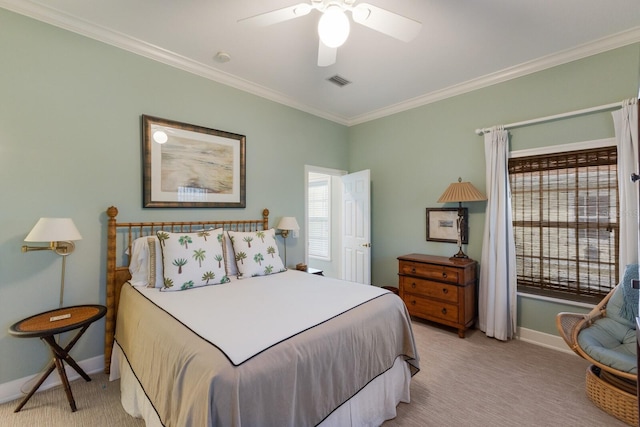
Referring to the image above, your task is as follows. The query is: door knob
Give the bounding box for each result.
[361,243,371,247]
[631,173,640,183]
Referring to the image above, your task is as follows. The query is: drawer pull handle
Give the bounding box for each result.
[411,267,416,273]
[442,272,447,278]
[411,282,416,289]
[441,308,447,315]
[442,288,448,294]
[411,300,416,305]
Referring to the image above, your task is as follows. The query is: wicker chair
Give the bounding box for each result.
[556,284,638,425]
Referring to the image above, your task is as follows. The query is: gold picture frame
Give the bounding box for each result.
[142,115,246,208]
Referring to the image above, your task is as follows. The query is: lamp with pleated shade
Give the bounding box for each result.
[437,178,487,259]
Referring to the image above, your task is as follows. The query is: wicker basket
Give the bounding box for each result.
[585,365,638,426]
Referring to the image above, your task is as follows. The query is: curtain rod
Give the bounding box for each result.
[474,101,623,135]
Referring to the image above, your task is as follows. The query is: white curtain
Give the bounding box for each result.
[478,126,517,341]
[612,98,639,267]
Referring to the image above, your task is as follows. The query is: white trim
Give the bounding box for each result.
[349,27,640,126]
[0,355,104,404]
[517,291,596,310]
[510,137,616,158]
[0,0,347,125]
[1,0,639,126]
[516,327,577,355]
[304,165,347,267]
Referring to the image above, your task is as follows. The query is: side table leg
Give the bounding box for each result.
[45,331,92,382]
[13,363,56,413]
[53,357,76,412]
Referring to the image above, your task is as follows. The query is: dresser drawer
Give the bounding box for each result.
[399,261,460,284]
[399,276,458,303]
[398,254,477,338]
[403,295,459,323]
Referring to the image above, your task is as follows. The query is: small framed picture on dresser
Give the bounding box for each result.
[426,207,468,243]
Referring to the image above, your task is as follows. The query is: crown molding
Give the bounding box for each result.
[0,0,349,125]
[348,26,640,126]
[2,1,639,127]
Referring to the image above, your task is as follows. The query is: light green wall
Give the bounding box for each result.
[0,9,348,385]
[1,7,639,387]
[348,43,640,335]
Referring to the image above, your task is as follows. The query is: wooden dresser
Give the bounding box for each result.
[398,253,477,338]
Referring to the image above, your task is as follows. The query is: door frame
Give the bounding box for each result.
[304,165,347,278]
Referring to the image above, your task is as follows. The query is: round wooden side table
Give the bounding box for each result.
[8,304,106,413]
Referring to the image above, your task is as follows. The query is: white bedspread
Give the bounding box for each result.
[133,270,388,365]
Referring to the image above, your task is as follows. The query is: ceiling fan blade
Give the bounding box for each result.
[351,3,422,42]
[238,3,312,27]
[317,40,337,67]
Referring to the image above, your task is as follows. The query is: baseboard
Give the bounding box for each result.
[516,327,576,355]
[0,355,104,405]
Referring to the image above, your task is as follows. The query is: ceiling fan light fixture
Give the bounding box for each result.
[294,4,312,16]
[318,5,350,48]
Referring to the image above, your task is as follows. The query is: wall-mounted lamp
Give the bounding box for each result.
[22,218,83,307]
[276,216,300,267]
[437,178,487,259]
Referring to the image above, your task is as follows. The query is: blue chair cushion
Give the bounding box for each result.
[607,281,637,330]
[618,264,639,324]
[578,316,637,374]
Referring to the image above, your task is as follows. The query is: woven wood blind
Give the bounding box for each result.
[508,146,619,302]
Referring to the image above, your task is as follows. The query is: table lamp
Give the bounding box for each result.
[437,178,487,258]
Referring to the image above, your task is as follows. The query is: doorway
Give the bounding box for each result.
[305,166,371,284]
[304,165,345,279]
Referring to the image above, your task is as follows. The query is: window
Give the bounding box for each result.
[508,145,619,303]
[308,172,331,259]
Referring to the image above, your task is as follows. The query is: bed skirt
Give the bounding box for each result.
[110,342,412,426]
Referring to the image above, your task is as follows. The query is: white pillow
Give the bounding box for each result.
[227,229,286,278]
[158,229,229,291]
[128,236,164,288]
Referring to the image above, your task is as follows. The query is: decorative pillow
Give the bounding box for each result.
[128,236,150,287]
[157,228,229,291]
[146,237,159,288]
[223,233,239,277]
[128,236,163,288]
[227,229,286,278]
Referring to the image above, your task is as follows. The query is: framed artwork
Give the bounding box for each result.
[426,208,468,244]
[142,115,246,208]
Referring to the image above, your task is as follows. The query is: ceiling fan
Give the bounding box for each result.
[239,0,422,67]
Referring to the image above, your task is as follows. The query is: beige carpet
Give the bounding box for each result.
[0,320,629,427]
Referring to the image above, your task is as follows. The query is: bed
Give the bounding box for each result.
[104,206,420,426]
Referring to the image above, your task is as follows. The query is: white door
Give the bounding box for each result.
[341,169,371,284]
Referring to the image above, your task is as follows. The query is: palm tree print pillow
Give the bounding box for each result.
[157,228,229,291]
[227,229,286,278]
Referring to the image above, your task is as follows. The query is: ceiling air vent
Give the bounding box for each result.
[327,75,351,87]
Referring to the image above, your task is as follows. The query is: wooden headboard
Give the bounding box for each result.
[104,206,270,374]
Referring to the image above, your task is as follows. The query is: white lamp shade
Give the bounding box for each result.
[318,6,350,48]
[24,218,83,242]
[277,216,300,231]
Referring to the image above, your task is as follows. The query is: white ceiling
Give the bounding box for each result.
[3,0,640,125]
